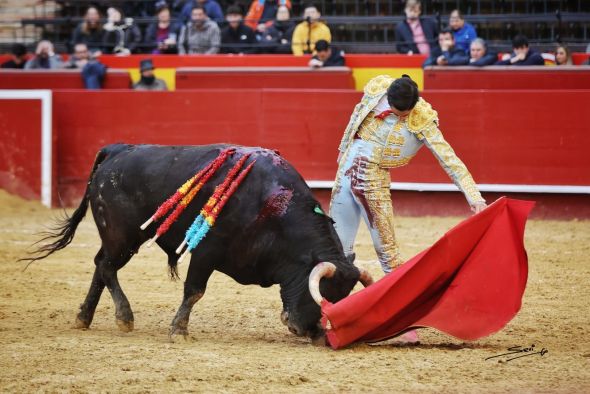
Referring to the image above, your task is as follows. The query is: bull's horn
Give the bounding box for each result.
[355,265,374,287]
[308,262,336,306]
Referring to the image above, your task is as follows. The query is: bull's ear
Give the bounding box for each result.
[346,253,356,265]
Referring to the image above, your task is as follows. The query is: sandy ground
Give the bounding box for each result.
[0,189,589,393]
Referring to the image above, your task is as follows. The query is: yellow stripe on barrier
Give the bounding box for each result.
[128,68,176,90]
[352,68,424,91]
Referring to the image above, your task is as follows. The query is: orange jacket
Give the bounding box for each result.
[245,0,291,30]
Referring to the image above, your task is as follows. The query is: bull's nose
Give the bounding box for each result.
[287,324,304,336]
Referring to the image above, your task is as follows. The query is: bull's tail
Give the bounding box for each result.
[20,148,110,269]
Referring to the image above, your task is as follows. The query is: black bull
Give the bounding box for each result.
[26,144,371,343]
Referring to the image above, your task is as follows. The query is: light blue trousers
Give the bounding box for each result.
[329,140,402,274]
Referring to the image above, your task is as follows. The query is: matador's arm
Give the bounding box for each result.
[421,122,486,206]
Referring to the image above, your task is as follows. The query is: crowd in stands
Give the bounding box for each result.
[1,0,588,89]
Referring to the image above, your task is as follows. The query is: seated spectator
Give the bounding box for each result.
[64,43,106,89]
[1,43,27,69]
[102,7,142,55]
[308,39,344,67]
[468,38,497,66]
[394,0,438,56]
[220,5,257,54]
[180,0,223,24]
[24,40,63,69]
[495,35,544,66]
[423,28,468,67]
[179,6,220,54]
[145,2,180,54]
[70,6,104,55]
[133,59,168,91]
[245,0,291,30]
[555,44,572,66]
[449,9,477,55]
[291,4,331,56]
[258,5,295,54]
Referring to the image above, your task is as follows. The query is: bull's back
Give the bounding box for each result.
[88,144,316,261]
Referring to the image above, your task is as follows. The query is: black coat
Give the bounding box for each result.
[144,22,181,54]
[394,17,439,55]
[70,23,105,52]
[220,23,257,54]
[423,46,469,67]
[495,50,545,66]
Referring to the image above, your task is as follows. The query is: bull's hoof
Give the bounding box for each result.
[116,319,134,332]
[168,326,189,341]
[74,317,90,329]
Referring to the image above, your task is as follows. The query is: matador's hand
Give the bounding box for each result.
[471,201,487,214]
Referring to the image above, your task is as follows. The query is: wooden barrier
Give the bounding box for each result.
[0,69,130,89]
[175,67,355,89]
[424,66,590,90]
[45,88,589,206]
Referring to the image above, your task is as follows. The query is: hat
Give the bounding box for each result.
[155,0,168,13]
[139,59,155,72]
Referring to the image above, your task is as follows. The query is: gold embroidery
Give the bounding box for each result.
[363,75,394,96]
[383,147,401,157]
[386,134,405,146]
[407,98,439,134]
[381,155,414,168]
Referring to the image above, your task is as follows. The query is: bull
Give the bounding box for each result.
[25,144,373,343]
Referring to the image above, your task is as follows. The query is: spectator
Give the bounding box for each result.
[1,43,28,69]
[133,59,168,91]
[258,5,295,54]
[145,2,180,54]
[24,40,63,69]
[291,4,331,56]
[449,9,477,55]
[70,6,104,55]
[180,0,223,23]
[495,34,544,66]
[178,5,221,54]
[220,5,257,54]
[64,43,106,89]
[245,0,291,30]
[394,0,438,56]
[308,39,344,67]
[468,38,497,66]
[423,28,468,67]
[102,7,142,55]
[555,44,572,66]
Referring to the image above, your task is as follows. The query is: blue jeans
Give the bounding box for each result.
[81,62,106,90]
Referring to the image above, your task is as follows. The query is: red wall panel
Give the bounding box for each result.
[0,70,130,89]
[0,99,42,199]
[424,67,590,90]
[50,89,589,206]
[175,68,355,90]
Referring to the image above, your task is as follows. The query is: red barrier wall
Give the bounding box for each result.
[175,67,355,89]
[0,99,43,199]
[0,69,130,89]
[49,89,589,207]
[424,66,590,90]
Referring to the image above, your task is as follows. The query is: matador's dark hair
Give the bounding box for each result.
[387,74,419,111]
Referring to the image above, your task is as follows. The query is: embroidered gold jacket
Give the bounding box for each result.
[338,75,485,205]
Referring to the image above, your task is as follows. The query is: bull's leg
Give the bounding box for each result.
[75,266,105,329]
[100,260,134,332]
[169,257,214,340]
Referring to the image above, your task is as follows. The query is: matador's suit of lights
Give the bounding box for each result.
[330,75,486,273]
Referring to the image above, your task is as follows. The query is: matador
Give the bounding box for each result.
[330,74,487,274]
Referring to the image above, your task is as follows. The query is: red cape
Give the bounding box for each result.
[322,197,534,350]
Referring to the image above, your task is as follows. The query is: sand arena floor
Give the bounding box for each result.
[0,189,589,393]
